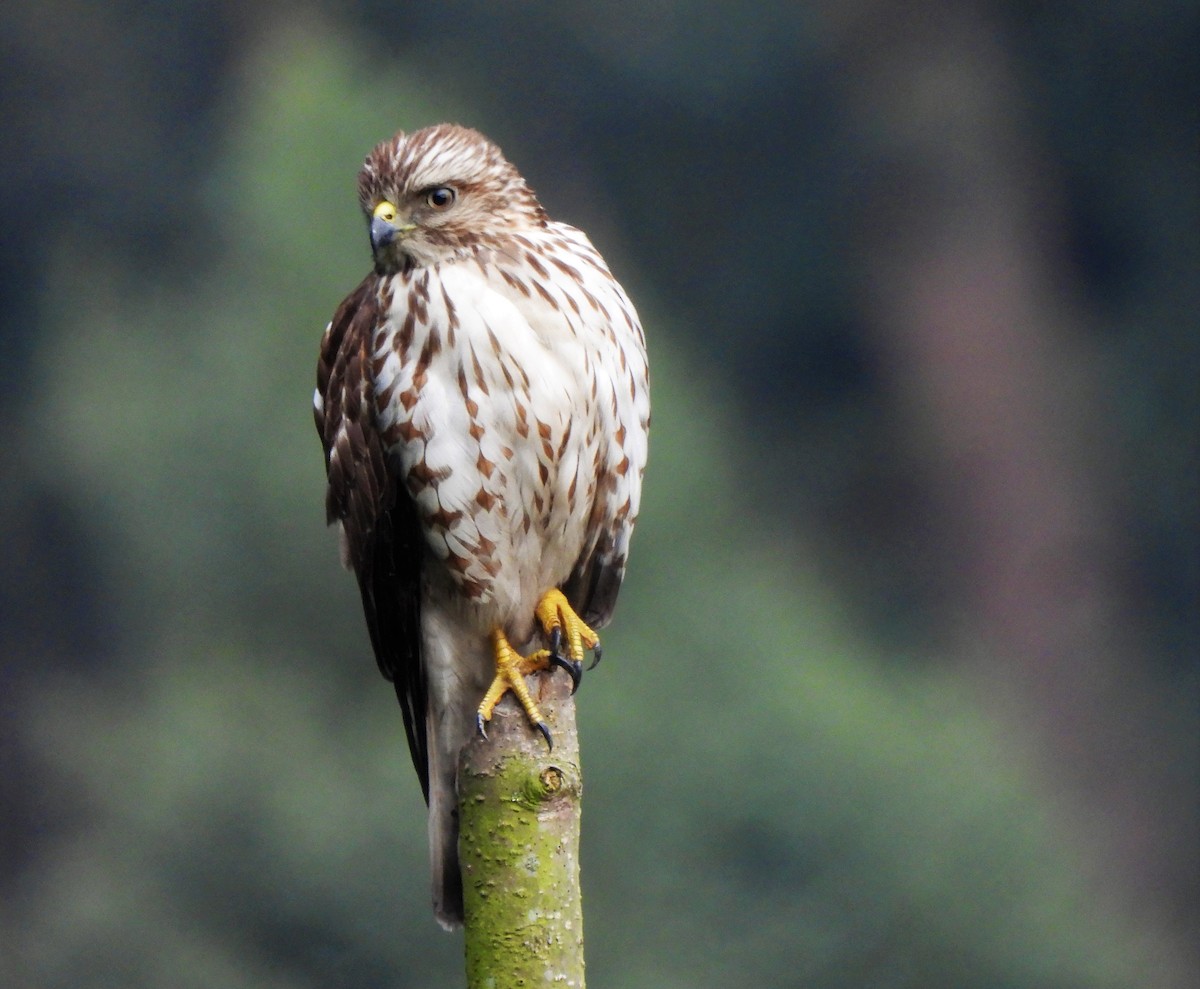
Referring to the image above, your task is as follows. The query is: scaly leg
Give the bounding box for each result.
[475,629,554,748]
[536,588,601,693]
[475,590,602,749]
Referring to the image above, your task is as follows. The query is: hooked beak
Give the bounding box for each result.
[370,200,415,252]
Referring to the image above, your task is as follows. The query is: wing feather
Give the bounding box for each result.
[316,275,429,801]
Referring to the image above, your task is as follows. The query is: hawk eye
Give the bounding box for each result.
[425,186,456,210]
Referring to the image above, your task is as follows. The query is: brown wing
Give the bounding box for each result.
[561,492,626,631]
[563,545,624,631]
[315,275,429,801]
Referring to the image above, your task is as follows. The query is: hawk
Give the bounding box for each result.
[313,124,649,928]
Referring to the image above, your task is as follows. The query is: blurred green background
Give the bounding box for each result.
[2,3,1196,987]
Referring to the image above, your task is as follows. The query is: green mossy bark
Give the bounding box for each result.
[459,672,585,988]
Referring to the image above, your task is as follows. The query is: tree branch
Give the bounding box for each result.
[458,671,585,988]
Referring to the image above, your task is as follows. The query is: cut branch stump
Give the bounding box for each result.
[458,671,585,988]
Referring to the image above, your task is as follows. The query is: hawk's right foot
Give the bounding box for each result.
[476,629,554,749]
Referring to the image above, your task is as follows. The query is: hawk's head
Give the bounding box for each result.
[357,123,547,273]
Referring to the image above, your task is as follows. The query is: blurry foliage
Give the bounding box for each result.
[1006,1,1200,661]
[4,23,1173,989]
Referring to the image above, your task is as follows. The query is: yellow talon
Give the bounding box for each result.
[535,588,600,668]
[475,590,601,748]
[476,629,554,747]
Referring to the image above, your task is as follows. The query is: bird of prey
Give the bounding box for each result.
[314,124,649,928]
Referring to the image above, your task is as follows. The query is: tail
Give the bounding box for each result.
[419,605,498,929]
[428,729,464,929]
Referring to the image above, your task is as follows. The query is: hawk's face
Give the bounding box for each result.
[356,123,546,273]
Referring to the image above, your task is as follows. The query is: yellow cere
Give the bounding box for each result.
[373,200,398,222]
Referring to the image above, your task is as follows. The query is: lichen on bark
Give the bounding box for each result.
[459,672,585,988]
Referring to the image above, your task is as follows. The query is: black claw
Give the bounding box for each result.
[549,625,564,658]
[588,643,602,671]
[549,653,583,694]
[536,722,553,751]
[476,713,488,739]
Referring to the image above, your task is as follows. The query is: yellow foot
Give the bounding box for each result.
[475,590,601,749]
[535,589,601,694]
[476,629,555,748]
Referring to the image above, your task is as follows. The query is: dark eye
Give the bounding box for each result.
[425,186,456,210]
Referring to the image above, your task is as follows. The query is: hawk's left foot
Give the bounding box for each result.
[476,629,555,749]
[536,589,601,695]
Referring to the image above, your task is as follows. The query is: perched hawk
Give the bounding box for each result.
[314,124,649,928]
